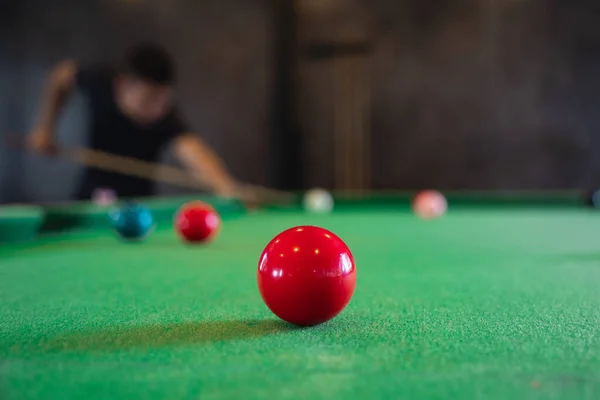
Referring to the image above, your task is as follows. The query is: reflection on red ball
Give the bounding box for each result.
[257,226,356,326]
[174,201,221,243]
[413,190,447,219]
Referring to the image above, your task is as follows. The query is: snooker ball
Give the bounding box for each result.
[257,226,356,326]
[303,188,334,213]
[108,202,154,241]
[174,201,221,243]
[412,190,447,219]
[92,187,117,207]
[584,189,600,208]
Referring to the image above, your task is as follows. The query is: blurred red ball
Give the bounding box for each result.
[174,201,221,243]
[412,190,447,219]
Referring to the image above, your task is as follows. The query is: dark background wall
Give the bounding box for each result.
[1,0,600,203]
[367,0,599,190]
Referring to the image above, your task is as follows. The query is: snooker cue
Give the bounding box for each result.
[65,146,293,204]
[7,136,293,204]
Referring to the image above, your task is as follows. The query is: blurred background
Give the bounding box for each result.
[1,0,599,204]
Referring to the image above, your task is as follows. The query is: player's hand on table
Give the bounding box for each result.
[211,180,258,209]
[236,183,294,209]
[27,127,57,155]
[211,178,241,199]
[235,184,263,210]
[211,177,293,209]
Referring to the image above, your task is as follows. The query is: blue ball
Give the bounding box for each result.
[108,203,155,240]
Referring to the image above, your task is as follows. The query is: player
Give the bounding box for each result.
[27,42,250,201]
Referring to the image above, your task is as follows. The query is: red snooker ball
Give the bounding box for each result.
[174,201,221,243]
[257,226,356,326]
[412,190,447,219]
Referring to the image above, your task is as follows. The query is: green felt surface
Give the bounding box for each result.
[0,205,44,243]
[1,205,600,399]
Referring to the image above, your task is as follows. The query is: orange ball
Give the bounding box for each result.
[412,190,447,219]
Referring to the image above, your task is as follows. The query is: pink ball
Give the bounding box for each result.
[92,188,117,206]
[412,190,447,219]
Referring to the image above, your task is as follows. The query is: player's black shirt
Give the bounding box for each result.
[74,65,188,200]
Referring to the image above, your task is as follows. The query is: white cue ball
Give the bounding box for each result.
[303,188,334,213]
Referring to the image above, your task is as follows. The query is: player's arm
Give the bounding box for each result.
[173,134,240,197]
[28,60,78,153]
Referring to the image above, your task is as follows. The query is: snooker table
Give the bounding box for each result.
[1,192,599,399]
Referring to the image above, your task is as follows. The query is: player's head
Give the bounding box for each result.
[115,42,176,124]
